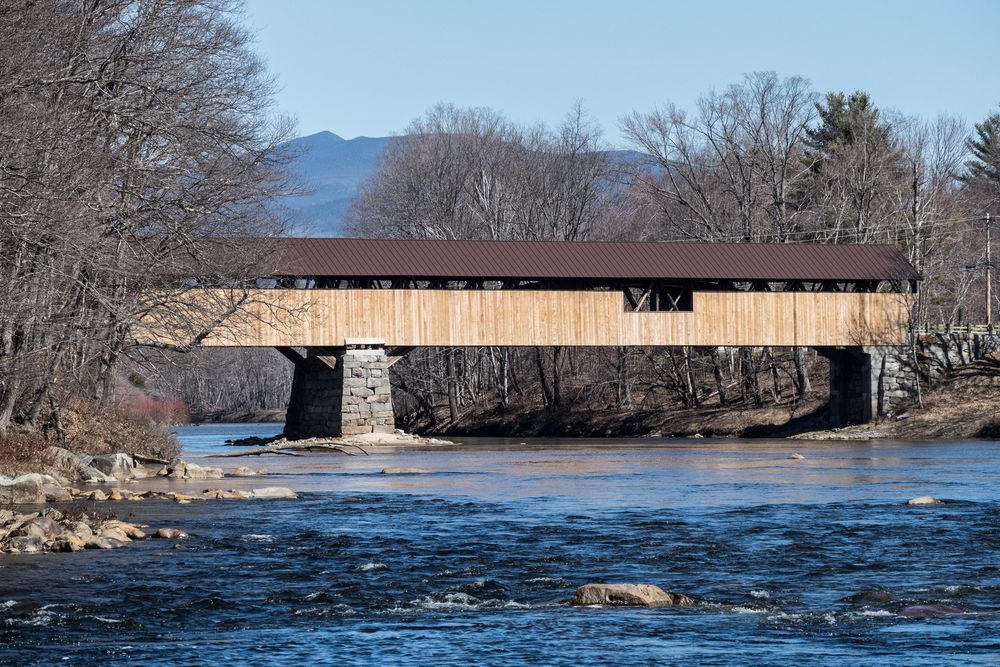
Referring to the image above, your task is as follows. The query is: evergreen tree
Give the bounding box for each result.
[796,91,901,242]
[963,110,1000,189]
[806,91,892,161]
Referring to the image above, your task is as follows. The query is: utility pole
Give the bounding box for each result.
[987,213,993,330]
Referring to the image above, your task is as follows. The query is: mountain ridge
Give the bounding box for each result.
[280,131,653,236]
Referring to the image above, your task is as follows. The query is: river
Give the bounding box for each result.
[1,424,999,665]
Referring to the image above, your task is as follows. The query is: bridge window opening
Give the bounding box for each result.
[623,284,693,312]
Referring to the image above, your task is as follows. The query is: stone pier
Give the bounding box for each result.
[281,345,394,439]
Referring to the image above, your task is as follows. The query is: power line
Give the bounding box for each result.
[658,214,987,244]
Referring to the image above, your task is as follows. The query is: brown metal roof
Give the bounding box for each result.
[267,238,921,282]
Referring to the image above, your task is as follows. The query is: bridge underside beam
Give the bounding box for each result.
[282,346,395,439]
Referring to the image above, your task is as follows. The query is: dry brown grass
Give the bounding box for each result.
[0,433,48,476]
[45,395,182,460]
[889,362,1000,439]
[64,409,180,460]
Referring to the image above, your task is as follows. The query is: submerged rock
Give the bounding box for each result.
[230,466,260,477]
[898,604,966,618]
[571,583,697,608]
[381,467,431,475]
[907,496,944,506]
[249,487,298,499]
[787,453,806,460]
[155,528,187,539]
[843,589,894,604]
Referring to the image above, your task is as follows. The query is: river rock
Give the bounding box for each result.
[104,521,146,539]
[51,534,86,552]
[72,522,94,541]
[787,453,806,460]
[571,583,697,608]
[168,460,224,480]
[249,487,298,499]
[43,483,72,503]
[89,453,138,481]
[898,604,966,618]
[43,446,116,483]
[21,515,61,540]
[88,489,108,501]
[0,474,47,504]
[907,496,944,506]
[0,512,38,539]
[185,463,224,479]
[86,536,125,549]
[202,488,250,499]
[230,466,259,476]
[108,488,125,501]
[99,527,131,543]
[6,535,44,553]
[381,467,432,475]
[155,528,187,539]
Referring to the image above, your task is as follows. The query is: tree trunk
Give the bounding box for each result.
[535,347,553,407]
[709,347,727,406]
[446,349,460,423]
[793,347,811,397]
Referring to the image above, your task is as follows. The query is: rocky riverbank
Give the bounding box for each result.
[0,447,301,555]
[0,507,188,554]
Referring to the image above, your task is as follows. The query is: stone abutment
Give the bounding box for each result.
[819,333,998,426]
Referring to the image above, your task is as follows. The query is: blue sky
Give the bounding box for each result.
[245,0,1000,146]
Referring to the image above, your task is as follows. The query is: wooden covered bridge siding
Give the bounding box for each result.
[199,288,911,348]
[164,238,921,436]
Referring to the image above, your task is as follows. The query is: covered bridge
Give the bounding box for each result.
[161,239,921,436]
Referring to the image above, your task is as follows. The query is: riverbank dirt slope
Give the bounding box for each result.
[408,356,1000,441]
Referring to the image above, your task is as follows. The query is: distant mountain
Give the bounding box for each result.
[279,130,656,237]
[281,131,393,236]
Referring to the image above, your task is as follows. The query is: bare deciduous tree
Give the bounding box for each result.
[0,0,293,436]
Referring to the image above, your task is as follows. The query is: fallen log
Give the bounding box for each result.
[212,448,303,458]
[211,442,363,458]
[133,453,172,465]
[222,436,369,456]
